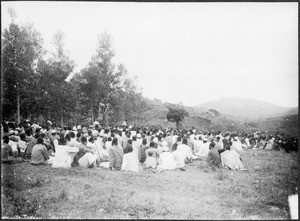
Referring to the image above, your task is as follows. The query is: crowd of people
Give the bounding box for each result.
[1,119,298,175]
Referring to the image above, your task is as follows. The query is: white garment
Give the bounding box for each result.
[172,150,185,168]
[121,152,139,172]
[193,140,203,153]
[172,135,178,145]
[158,152,177,170]
[232,141,243,153]
[144,156,157,169]
[9,140,18,152]
[52,145,79,168]
[78,152,97,168]
[94,139,109,161]
[69,138,80,148]
[221,149,244,171]
[245,138,251,148]
[18,140,27,153]
[132,141,140,157]
[195,142,210,157]
[177,144,193,160]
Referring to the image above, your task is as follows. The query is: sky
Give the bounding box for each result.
[1,2,298,108]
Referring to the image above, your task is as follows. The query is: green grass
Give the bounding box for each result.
[1,149,298,219]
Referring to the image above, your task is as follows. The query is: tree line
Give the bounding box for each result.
[1,9,149,127]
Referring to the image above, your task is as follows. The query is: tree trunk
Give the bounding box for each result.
[60,107,64,127]
[103,106,109,127]
[17,91,20,124]
[176,121,183,129]
[91,105,94,124]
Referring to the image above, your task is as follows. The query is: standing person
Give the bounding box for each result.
[30,137,50,165]
[108,137,124,170]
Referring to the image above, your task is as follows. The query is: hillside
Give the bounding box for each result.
[141,97,298,136]
[194,97,295,119]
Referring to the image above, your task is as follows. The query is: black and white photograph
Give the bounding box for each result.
[1,1,298,219]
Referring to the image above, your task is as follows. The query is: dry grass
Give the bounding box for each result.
[1,149,298,219]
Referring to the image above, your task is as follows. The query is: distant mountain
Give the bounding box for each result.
[194,97,297,119]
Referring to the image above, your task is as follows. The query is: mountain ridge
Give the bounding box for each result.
[193,97,297,119]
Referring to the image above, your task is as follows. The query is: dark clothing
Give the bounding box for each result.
[109,145,124,169]
[139,144,148,163]
[2,143,13,162]
[124,144,133,154]
[207,149,221,167]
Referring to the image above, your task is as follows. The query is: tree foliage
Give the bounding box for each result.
[1,9,163,127]
[166,104,189,128]
[2,18,43,123]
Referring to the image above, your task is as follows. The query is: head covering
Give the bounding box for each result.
[14,130,19,135]
[72,126,77,131]
[9,130,15,135]
[51,129,57,134]
[203,138,208,142]
[234,136,238,141]
[47,120,52,125]
[77,125,82,130]
[92,130,99,137]
[137,133,141,138]
[153,137,158,143]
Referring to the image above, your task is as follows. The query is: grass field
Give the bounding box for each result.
[1,149,298,219]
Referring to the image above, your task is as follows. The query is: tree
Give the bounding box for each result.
[73,32,124,126]
[2,10,43,123]
[44,30,76,126]
[166,104,189,128]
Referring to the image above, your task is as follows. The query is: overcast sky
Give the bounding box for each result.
[1,2,298,107]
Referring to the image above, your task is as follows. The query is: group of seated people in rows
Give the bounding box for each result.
[2,121,250,173]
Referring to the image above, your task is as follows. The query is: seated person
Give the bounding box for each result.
[109,137,124,170]
[2,136,14,163]
[138,138,148,163]
[155,146,177,173]
[144,152,157,169]
[30,137,50,165]
[24,133,40,159]
[18,133,27,155]
[121,145,139,172]
[145,141,159,162]
[220,143,246,171]
[74,137,97,168]
[207,142,221,169]
[172,143,185,169]
[52,133,79,169]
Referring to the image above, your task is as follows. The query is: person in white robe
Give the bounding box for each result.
[121,145,140,172]
[232,137,244,153]
[155,146,177,173]
[51,135,79,169]
[220,148,246,171]
[194,138,210,158]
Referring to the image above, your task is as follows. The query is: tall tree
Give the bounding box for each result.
[2,10,43,123]
[75,32,124,126]
[45,30,76,126]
